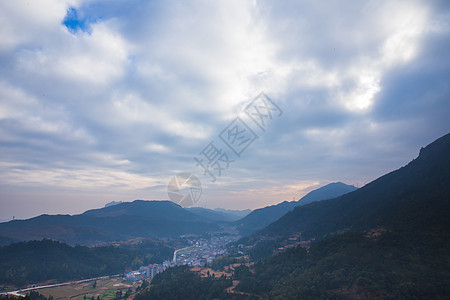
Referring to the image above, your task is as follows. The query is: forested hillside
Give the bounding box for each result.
[134,266,233,300]
[0,239,173,287]
[235,230,450,298]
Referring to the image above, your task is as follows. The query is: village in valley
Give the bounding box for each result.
[124,234,239,282]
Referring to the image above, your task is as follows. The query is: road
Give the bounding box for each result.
[173,246,189,262]
[1,274,120,297]
[172,246,199,262]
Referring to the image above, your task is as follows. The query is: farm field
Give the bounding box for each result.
[35,277,138,300]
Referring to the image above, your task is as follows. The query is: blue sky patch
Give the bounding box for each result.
[62,7,89,33]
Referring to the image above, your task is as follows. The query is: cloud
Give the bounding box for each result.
[0,0,71,52]
[0,0,449,218]
[15,22,129,85]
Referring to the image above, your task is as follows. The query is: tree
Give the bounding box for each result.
[114,290,123,299]
[124,287,132,298]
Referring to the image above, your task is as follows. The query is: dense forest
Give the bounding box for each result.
[0,239,173,287]
[110,238,174,265]
[235,230,450,299]
[134,266,234,300]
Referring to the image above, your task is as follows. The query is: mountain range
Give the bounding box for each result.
[234,182,357,236]
[0,182,354,246]
[240,132,450,245]
[0,200,223,246]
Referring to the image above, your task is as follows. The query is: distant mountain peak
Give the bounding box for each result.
[235,182,357,236]
[104,201,123,208]
[298,182,357,206]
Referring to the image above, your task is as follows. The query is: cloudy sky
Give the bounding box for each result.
[0,0,449,221]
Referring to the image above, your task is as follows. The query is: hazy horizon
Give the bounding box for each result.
[0,180,354,222]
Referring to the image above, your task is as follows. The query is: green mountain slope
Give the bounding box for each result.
[236,230,450,298]
[0,239,173,287]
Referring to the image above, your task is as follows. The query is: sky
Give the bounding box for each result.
[0,0,449,221]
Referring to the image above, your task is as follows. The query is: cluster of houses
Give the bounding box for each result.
[124,235,239,282]
[125,263,164,282]
[124,257,209,282]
